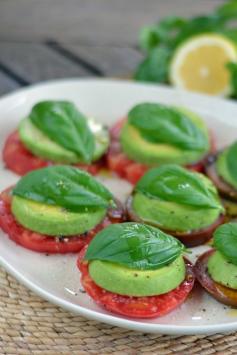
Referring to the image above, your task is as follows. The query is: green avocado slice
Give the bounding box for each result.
[12,195,106,236]
[216,149,237,190]
[131,192,221,232]
[120,108,209,166]
[208,251,237,290]
[19,118,109,164]
[89,255,185,297]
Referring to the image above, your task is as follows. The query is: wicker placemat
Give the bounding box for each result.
[1,267,237,355]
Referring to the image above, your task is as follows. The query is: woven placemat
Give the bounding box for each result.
[1,267,237,355]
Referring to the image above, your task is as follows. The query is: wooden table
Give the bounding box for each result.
[0,0,224,95]
[2,1,237,354]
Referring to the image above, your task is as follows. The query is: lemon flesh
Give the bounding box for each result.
[170,34,237,96]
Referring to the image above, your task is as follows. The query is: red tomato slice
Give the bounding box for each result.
[107,119,214,184]
[3,131,104,176]
[77,247,195,318]
[0,188,124,254]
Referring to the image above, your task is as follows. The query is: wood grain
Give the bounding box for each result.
[60,45,143,76]
[0,42,91,83]
[0,0,225,45]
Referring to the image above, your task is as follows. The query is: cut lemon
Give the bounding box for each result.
[170,34,237,96]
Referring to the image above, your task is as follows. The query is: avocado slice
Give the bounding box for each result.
[120,108,209,166]
[19,118,109,164]
[208,251,237,290]
[131,192,221,232]
[216,149,237,190]
[89,255,185,297]
[12,195,106,236]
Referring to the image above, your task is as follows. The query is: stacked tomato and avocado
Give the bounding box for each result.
[108,102,212,184]
[195,223,237,307]
[206,140,237,219]
[126,165,224,247]
[0,166,124,253]
[3,101,109,176]
[78,222,195,318]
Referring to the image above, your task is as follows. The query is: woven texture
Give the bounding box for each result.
[1,267,237,354]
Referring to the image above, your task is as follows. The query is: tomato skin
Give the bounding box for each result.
[3,131,104,176]
[0,188,124,254]
[107,119,213,184]
[77,247,195,318]
[195,250,237,307]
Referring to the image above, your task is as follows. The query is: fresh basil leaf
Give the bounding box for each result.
[216,0,237,21]
[135,165,222,210]
[139,16,186,52]
[29,101,95,163]
[85,222,184,270]
[226,140,237,182]
[214,222,237,265]
[12,166,114,211]
[128,103,208,151]
[135,47,171,83]
[227,63,237,98]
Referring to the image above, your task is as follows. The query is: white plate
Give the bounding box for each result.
[1,78,237,335]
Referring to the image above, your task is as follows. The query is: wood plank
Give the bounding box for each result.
[60,45,143,76]
[0,71,19,96]
[0,0,224,45]
[0,42,91,84]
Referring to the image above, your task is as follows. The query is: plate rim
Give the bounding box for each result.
[1,77,237,335]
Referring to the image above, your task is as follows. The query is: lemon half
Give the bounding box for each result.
[170,34,237,96]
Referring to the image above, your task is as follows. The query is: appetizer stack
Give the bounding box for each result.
[1,99,237,318]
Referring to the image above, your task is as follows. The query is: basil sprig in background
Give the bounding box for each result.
[135,0,237,98]
[13,166,114,212]
[29,101,95,163]
[214,222,237,265]
[128,103,208,151]
[85,222,184,270]
[135,165,223,210]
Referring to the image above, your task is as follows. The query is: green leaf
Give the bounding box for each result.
[226,140,237,181]
[12,166,114,212]
[214,222,237,265]
[127,103,208,151]
[85,222,184,270]
[135,164,223,210]
[135,47,171,83]
[139,16,187,52]
[227,62,237,98]
[29,101,95,163]
[216,0,237,21]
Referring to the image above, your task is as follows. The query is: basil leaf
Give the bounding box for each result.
[128,103,208,151]
[135,165,222,210]
[226,140,237,182]
[85,222,184,270]
[214,223,237,265]
[139,16,187,52]
[30,101,95,163]
[135,47,171,83]
[12,166,114,211]
[216,0,237,21]
[227,63,237,98]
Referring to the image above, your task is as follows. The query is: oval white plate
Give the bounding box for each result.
[1,78,237,335]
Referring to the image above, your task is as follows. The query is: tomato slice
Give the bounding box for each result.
[77,247,195,318]
[195,250,237,307]
[0,188,124,254]
[107,119,213,184]
[3,131,104,176]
